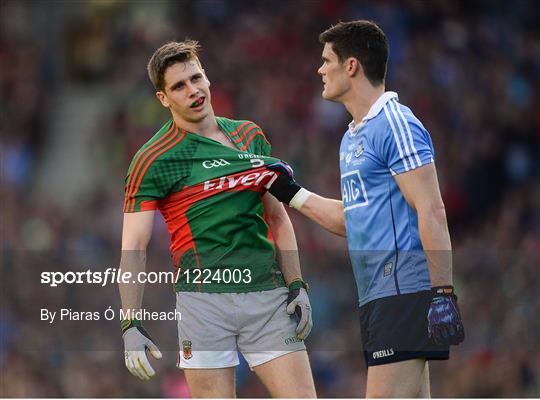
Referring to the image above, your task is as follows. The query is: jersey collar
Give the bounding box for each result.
[348,91,399,136]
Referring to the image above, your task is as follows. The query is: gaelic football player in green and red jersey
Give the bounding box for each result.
[118,40,316,397]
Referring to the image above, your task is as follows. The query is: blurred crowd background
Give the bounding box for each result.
[1,0,539,397]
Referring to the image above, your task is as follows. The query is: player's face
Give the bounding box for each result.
[317,43,351,102]
[156,60,212,123]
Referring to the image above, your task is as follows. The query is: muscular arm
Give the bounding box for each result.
[119,210,155,315]
[266,161,345,236]
[296,193,346,237]
[263,193,303,284]
[393,163,452,286]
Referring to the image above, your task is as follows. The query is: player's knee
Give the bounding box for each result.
[271,376,315,398]
[294,384,317,398]
[190,385,233,398]
[366,385,417,398]
[366,387,399,398]
[186,377,234,398]
[280,385,315,398]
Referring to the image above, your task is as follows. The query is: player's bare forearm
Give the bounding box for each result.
[120,211,155,314]
[119,251,147,314]
[263,193,303,284]
[417,205,453,286]
[298,193,346,237]
[394,163,452,287]
[265,161,345,236]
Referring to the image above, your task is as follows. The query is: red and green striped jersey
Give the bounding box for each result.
[124,117,286,293]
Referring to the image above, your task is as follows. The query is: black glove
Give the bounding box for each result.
[266,161,302,205]
[427,286,465,346]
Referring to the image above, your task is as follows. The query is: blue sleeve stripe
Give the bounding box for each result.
[391,100,423,167]
[383,104,412,171]
[388,100,419,168]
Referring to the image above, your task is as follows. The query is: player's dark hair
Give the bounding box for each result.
[147,40,201,91]
[319,20,388,86]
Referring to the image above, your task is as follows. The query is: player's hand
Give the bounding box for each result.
[286,280,313,340]
[122,320,162,380]
[266,161,303,205]
[427,286,465,346]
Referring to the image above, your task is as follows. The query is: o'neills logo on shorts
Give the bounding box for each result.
[182,340,193,360]
[203,170,275,191]
[372,348,394,359]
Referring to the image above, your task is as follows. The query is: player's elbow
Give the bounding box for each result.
[335,216,347,237]
[266,210,287,227]
[122,236,151,251]
[266,202,291,227]
[329,201,346,236]
[432,202,448,224]
[420,201,448,226]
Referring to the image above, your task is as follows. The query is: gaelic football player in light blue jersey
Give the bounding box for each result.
[268,20,464,397]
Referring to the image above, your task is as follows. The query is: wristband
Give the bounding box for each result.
[121,318,142,334]
[432,285,454,296]
[289,188,312,210]
[288,279,310,292]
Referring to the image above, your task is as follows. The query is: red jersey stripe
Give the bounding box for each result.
[240,131,266,151]
[158,166,272,210]
[233,125,259,144]
[139,199,159,211]
[228,121,254,137]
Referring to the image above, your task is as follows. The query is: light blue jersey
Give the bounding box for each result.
[339,92,434,306]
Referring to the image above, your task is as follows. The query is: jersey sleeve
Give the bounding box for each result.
[257,128,271,156]
[377,114,435,175]
[123,159,167,213]
[246,121,271,156]
[235,120,271,155]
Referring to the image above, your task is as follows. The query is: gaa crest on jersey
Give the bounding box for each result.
[182,340,193,360]
[202,159,230,169]
[345,152,353,166]
[354,142,364,157]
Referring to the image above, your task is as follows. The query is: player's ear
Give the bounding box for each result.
[156,91,170,108]
[347,58,361,77]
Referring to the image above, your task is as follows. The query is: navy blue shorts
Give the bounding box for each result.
[359,290,450,367]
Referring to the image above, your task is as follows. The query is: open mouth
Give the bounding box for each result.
[190,97,205,108]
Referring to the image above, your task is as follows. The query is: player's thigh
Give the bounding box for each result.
[237,288,307,363]
[418,361,431,398]
[252,350,316,398]
[366,358,426,398]
[184,367,235,398]
[176,292,239,368]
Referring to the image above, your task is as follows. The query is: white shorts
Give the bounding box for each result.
[175,287,306,369]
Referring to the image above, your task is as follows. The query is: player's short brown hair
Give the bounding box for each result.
[147,40,201,91]
[319,20,388,86]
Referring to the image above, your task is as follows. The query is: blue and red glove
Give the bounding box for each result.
[427,286,465,345]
